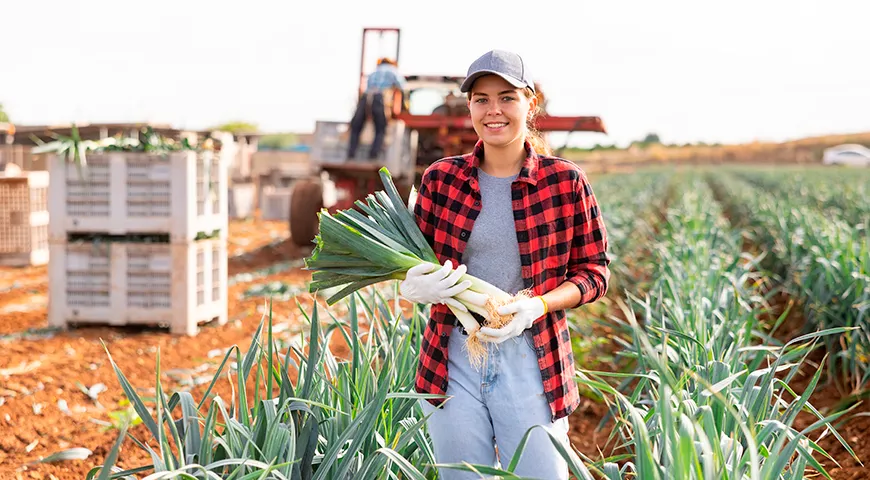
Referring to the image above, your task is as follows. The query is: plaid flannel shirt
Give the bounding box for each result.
[413,139,611,422]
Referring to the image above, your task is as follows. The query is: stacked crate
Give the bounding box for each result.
[0,171,50,267]
[260,185,293,221]
[47,151,228,335]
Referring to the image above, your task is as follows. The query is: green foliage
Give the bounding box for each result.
[259,133,300,151]
[89,289,597,479]
[642,132,661,144]
[563,133,725,154]
[79,166,864,480]
[0,102,9,123]
[210,121,258,134]
[30,124,92,177]
[710,167,870,390]
[578,172,858,479]
[106,399,143,431]
[32,125,204,161]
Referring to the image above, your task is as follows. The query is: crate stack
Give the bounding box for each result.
[47,150,229,335]
[260,185,294,221]
[0,171,50,267]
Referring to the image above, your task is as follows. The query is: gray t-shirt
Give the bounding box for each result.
[461,170,525,295]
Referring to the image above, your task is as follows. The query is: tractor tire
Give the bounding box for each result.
[289,179,324,247]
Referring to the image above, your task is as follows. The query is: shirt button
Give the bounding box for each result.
[460,231,467,238]
[474,201,480,206]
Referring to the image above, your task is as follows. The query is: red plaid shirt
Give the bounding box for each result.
[413,139,611,421]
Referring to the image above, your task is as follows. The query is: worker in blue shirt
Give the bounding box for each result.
[347,57,407,160]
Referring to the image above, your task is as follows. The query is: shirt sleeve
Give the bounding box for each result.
[391,67,407,90]
[565,173,611,307]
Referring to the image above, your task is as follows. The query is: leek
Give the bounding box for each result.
[304,167,529,367]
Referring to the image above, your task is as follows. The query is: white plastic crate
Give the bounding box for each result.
[48,151,227,242]
[0,171,50,266]
[48,237,228,335]
[229,182,255,219]
[261,186,293,221]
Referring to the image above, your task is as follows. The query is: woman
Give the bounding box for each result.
[399,49,610,479]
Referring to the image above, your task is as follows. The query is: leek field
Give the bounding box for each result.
[41,166,870,479]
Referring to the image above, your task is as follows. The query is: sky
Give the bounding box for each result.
[2,0,868,148]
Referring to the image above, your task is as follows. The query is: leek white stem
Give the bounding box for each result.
[448,304,481,335]
[455,290,491,318]
[460,274,513,303]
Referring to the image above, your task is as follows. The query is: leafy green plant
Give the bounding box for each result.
[578,313,858,480]
[576,173,860,479]
[31,124,95,178]
[0,102,10,123]
[710,171,870,391]
[106,399,143,432]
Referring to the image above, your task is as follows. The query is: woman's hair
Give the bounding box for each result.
[466,84,552,156]
[521,87,552,156]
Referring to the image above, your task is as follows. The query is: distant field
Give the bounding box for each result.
[561,131,870,172]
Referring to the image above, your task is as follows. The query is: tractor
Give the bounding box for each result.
[288,27,607,247]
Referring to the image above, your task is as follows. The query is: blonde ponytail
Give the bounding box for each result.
[523,87,551,156]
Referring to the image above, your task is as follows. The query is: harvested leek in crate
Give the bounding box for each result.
[304,167,528,367]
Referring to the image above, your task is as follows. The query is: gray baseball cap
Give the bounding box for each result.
[460,50,535,94]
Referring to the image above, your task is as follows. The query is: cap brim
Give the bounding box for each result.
[459,70,527,93]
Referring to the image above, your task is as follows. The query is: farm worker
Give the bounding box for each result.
[398,49,611,479]
[346,57,407,161]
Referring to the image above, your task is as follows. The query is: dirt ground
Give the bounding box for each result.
[0,218,319,478]
[0,218,867,479]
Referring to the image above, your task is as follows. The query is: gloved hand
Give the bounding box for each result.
[399,260,472,312]
[478,296,547,344]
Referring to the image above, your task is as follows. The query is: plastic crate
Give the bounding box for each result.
[47,237,228,335]
[261,186,293,221]
[0,171,50,266]
[48,151,227,242]
[228,182,255,219]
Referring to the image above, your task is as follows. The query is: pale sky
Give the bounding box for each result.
[2,0,868,148]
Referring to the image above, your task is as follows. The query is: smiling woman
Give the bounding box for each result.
[404,49,611,480]
[467,76,551,158]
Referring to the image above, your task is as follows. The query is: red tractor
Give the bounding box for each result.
[288,28,606,247]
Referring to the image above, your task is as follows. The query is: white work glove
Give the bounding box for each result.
[399,260,472,312]
[478,296,546,344]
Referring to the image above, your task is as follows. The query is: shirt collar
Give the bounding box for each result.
[462,139,539,186]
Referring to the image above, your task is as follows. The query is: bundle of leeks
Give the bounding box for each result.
[304,167,528,367]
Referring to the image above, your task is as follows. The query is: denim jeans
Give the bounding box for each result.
[420,327,570,480]
[347,91,387,160]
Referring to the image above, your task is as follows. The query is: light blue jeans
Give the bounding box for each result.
[420,327,570,480]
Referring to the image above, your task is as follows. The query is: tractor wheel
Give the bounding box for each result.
[289,179,324,247]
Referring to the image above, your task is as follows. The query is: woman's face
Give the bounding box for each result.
[468,75,537,150]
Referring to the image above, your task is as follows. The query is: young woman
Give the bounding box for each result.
[399,49,611,479]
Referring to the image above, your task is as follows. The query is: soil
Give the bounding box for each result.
[0,219,318,478]
[0,218,867,479]
[765,293,870,479]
